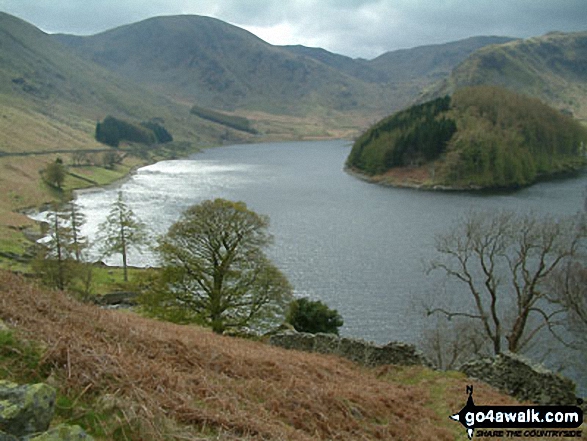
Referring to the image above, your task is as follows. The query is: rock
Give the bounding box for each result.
[0,381,56,437]
[338,337,369,364]
[367,341,432,368]
[26,424,94,440]
[313,333,340,355]
[0,429,19,441]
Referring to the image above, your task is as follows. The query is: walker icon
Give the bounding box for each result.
[450,385,477,439]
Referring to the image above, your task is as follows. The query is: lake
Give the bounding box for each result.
[69,140,586,389]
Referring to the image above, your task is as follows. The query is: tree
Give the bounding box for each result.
[286,297,344,335]
[43,159,67,189]
[35,208,73,290]
[426,210,586,356]
[66,201,87,262]
[33,202,87,290]
[154,198,293,334]
[97,192,149,282]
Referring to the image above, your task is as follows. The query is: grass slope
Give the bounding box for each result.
[0,12,261,262]
[0,270,551,441]
[432,31,587,122]
[54,15,393,118]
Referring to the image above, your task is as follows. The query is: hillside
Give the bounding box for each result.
[368,36,516,84]
[0,12,258,267]
[0,12,232,155]
[429,31,587,122]
[53,15,392,117]
[54,16,511,121]
[346,86,587,190]
[0,270,533,440]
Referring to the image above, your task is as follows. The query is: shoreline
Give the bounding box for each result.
[344,165,587,193]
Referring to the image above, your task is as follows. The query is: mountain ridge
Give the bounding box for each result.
[426,31,587,121]
[52,14,515,118]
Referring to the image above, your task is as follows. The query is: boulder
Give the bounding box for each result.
[0,381,55,437]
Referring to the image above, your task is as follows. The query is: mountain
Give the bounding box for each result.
[346,86,587,190]
[429,31,587,121]
[0,12,229,154]
[368,36,516,84]
[54,15,393,116]
[54,16,512,119]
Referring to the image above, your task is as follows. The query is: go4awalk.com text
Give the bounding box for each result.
[450,386,583,439]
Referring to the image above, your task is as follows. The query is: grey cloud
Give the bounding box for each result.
[0,0,585,57]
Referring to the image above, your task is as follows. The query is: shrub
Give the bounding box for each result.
[286,298,343,335]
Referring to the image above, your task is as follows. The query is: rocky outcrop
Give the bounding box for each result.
[269,332,432,368]
[0,381,93,441]
[459,352,578,406]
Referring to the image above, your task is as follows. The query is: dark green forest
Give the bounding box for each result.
[346,86,587,188]
[95,116,173,147]
[190,105,258,134]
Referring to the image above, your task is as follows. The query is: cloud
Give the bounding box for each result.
[0,0,585,58]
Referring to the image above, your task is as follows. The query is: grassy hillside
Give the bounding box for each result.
[347,86,587,189]
[0,12,261,266]
[369,36,516,84]
[54,15,393,118]
[54,17,515,124]
[430,31,587,122]
[0,269,543,440]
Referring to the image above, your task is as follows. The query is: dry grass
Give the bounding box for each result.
[0,271,574,440]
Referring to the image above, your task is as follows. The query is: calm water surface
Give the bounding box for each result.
[71,140,586,387]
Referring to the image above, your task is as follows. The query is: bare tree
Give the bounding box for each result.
[426,210,586,356]
[97,192,149,282]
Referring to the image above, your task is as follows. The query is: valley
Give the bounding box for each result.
[0,8,586,440]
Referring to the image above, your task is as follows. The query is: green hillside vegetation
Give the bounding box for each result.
[347,86,587,189]
[190,105,257,134]
[54,16,512,123]
[54,15,390,117]
[431,31,587,122]
[96,116,173,147]
[347,96,456,174]
[0,12,254,266]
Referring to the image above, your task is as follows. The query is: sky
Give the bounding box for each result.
[0,0,586,59]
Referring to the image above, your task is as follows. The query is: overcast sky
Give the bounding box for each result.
[1,0,586,59]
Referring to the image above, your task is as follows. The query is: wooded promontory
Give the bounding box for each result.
[346,86,587,189]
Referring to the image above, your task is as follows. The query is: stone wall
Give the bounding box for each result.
[460,352,579,407]
[269,332,583,408]
[269,331,432,368]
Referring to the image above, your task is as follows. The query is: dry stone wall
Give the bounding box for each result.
[269,332,583,408]
[460,352,579,406]
[269,332,432,367]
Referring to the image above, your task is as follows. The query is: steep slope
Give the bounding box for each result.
[347,86,587,190]
[0,12,251,256]
[0,12,226,154]
[281,36,516,115]
[0,269,527,440]
[369,36,516,84]
[431,31,587,121]
[54,15,394,116]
